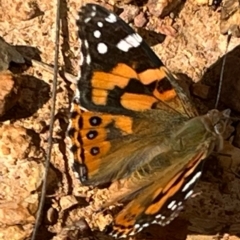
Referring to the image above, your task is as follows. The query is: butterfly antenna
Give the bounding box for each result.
[214,31,232,109]
[30,0,61,239]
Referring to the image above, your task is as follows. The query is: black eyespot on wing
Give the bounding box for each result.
[90,146,100,155]
[87,130,98,139]
[89,116,102,126]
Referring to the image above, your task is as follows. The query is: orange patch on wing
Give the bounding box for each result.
[111,63,138,79]
[153,88,177,102]
[113,116,133,134]
[145,178,184,215]
[162,171,182,194]
[84,154,109,179]
[121,93,157,111]
[92,64,139,91]
[184,152,204,177]
[138,68,166,85]
[91,88,108,105]
[92,71,130,90]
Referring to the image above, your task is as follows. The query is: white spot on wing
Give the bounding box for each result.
[134,33,143,42]
[178,201,183,206]
[97,42,108,54]
[84,40,89,49]
[83,40,90,64]
[142,223,149,228]
[105,13,117,23]
[116,33,142,52]
[79,51,84,66]
[93,30,101,38]
[84,17,91,23]
[179,205,184,211]
[182,171,202,192]
[165,220,171,225]
[134,224,140,229]
[97,22,103,27]
[125,33,142,47]
[117,39,131,52]
[86,54,91,64]
[167,200,176,209]
[157,220,162,225]
[129,231,135,236]
[184,190,194,200]
[171,204,177,211]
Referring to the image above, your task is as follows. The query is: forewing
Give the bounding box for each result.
[76,4,197,116]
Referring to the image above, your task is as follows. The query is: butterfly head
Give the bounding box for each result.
[204,109,230,151]
[207,109,230,134]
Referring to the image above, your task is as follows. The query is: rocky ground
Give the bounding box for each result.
[0,0,240,240]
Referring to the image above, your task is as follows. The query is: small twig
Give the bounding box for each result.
[30,0,61,239]
[215,32,232,109]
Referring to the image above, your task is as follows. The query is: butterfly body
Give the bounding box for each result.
[68,4,230,238]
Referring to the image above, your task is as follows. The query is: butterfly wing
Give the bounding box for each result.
[69,4,198,185]
[76,4,197,117]
[109,153,205,238]
[107,122,211,238]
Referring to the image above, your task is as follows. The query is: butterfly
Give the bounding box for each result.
[68,3,230,238]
